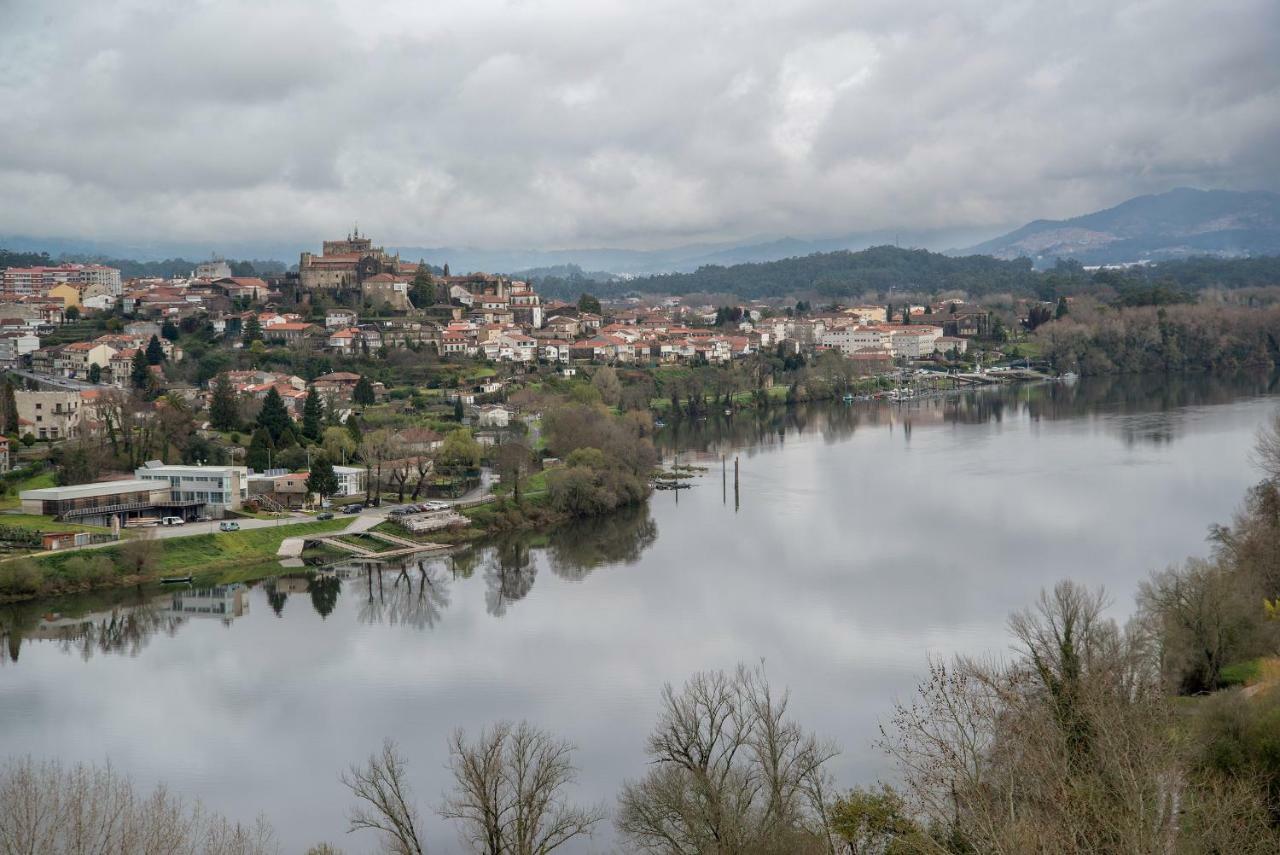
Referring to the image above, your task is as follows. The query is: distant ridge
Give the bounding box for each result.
[960,188,1280,266]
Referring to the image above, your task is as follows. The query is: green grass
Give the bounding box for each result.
[0,470,55,509]
[36,518,350,577]
[0,513,109,534]
[1221,658,1265,687]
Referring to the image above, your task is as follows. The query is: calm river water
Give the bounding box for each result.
[2,373,1278,853]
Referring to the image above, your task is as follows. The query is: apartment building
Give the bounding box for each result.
[15,390,82,440]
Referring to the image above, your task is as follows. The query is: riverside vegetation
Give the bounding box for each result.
[5,411,1279,854]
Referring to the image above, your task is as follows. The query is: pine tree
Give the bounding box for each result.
[306,454,340,503]
[130,349,149,389]
[246,427,274,472]
[256,386,292,444]
[161,319,180,341]
[243,314,262,344]
[87,363,102,384]
[145,335,166,365]
[1056,296,1070,319]
[209,374,239,431]
[301,387,323,442]
[410,261,434,308]
[345,413,362,444]
[352,375,375,406]
[453,397,465,422]
[1,380,16,434]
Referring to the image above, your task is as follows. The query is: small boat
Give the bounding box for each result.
[160,575,193,584]
[842,393,854,403]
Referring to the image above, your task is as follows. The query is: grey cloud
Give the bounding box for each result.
[0,0,1276,250]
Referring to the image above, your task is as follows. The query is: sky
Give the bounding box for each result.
[1,0,1278,251]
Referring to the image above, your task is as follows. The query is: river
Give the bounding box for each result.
[2,373,1277,853]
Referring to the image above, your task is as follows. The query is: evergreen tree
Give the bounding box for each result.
[145,335,166,365]
[1056,296,1070,319]
[410,261,434,308]
[209,374,239,431]
[246,427,274,472]
[256,386,292,444]
[243,314,262,344]
[577,293,602,315]
[87,363,102,384]
[161,319,180,341]
[1,380,16,434]
[453,397,465,421]
[130,348,150,389]
[345,413,362,444]
[306,454,340,504]
[301,387,323,442]
[352,375,375,406]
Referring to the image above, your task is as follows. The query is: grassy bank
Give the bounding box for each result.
[0,518,349,602]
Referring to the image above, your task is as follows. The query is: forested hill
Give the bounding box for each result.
[529,245,1280,302]
[534,246,1037,300]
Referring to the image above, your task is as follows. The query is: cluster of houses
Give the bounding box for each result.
[0,231,1009,395]
[26,321,182,384]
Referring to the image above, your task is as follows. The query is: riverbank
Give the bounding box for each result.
[0,518,350,604]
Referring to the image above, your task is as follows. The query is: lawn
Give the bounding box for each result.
[36,518,350,577]
[0,470,55,510]
[0,513,109,534]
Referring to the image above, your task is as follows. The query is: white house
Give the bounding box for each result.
[134,461,249,517]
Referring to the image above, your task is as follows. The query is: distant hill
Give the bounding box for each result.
[961,188,1280,266]
[580,245,1043,300]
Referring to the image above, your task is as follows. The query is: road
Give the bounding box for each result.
[8,368,103,392]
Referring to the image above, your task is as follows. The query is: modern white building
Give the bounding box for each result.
[134,461,249,517]
[333,465,365,497]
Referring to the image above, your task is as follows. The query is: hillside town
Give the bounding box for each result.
[0,228,1046,537]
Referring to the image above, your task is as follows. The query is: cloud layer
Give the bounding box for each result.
[2,0,1277,250]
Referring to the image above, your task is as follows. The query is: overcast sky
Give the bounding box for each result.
[1,0,1277,251]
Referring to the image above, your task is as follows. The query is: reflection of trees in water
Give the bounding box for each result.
[353,560,452,629]
[484,540,536,617]
[263,580,288,617]
[309,575,342,619]
[1,592,183,664]
[546,505,658,581]
[654,372,1279,455]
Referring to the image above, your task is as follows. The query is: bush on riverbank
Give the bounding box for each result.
[541,402,656,517]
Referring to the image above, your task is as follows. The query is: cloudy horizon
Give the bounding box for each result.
[2,0,1277,253]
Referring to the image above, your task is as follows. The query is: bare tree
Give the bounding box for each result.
[409,457,434,500]
[0,755,277,854]
[1253,407,1280,481]
[441,720,603,855]
[340,739,427,855]
[882,582,1179,855]
[616,664,837,855]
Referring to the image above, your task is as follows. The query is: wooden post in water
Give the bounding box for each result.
[722,454,727,504]
[734,455,740,513]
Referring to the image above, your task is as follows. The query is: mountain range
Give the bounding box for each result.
[959,188,1280,266]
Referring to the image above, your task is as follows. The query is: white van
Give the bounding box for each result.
[160,516,185,526]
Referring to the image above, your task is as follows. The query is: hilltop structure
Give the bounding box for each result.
[298,227,411,291]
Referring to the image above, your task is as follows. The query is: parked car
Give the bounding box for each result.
[218,521,240,532]
[160,516,185,526]
[344,504,364,514]
[388,507,411,516]
[426,501,450,511]
[316,512,334,521]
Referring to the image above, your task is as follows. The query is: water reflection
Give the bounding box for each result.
[1,506,662,662]
[657,371,1280,455]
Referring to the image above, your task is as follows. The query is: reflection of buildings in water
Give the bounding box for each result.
[4,598,185,663]
[167,585,248,622]
[656,374,1278,456]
